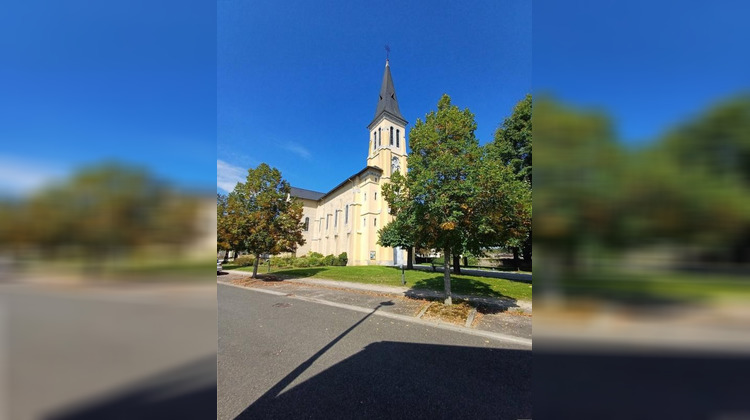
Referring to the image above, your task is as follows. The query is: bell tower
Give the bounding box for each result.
[367,59,407,178]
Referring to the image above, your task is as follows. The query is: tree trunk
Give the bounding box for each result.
[513,247,521,271]
[252,253,260,278]
[452,253,461,275]
[222,249,229,264]
[406,247,414,270]
[463,256,468,267]
[443,247,452,305]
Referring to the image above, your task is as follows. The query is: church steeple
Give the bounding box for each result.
[367,59,408,175]
[368,60,407,130]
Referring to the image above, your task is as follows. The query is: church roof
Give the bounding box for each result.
[290,186,325,201]
[368,60,407,129]
[319,166,383,201]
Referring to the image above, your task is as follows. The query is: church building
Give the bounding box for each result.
[290,59,409,266]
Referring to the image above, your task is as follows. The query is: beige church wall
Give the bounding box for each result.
[295,198,319,257]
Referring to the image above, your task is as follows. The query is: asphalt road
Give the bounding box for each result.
[0,283,217,420]
[218,283,532,420]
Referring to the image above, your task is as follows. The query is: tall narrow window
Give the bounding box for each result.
[378,128,381,146]
[374,192,377,201]
[396,129,400,147]
[363,193,366,201]
[373,132,376,150]
[363,217,366,227]
[304,217,309,231]
[345,205,349,224]
[326,215,329,230]
[334,210,338,228]
[374,217,377,227]
[390,127,394,145]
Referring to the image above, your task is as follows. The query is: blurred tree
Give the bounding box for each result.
[226,163,305,278]
[21,164,199,263]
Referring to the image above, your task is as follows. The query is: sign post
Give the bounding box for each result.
[400,264,405,286]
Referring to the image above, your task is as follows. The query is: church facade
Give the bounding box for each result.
[290,60,409,266]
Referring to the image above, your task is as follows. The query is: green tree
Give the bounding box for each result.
[226,163,305,278]
[486,94,533,266]
[398,94,483,304]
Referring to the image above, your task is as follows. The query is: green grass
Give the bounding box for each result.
[562,270,750,303]
[228,265,532,301]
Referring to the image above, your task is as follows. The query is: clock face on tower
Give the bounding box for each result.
[391,157,400,173]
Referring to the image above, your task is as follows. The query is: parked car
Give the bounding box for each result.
[217,259,222,274]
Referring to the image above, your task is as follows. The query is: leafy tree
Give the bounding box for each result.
[489,93,532,183]
[395,94,484,304]
[226,163,305,278]
[486,94,533,266]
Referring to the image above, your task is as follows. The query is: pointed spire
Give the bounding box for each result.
[369,60,407,129]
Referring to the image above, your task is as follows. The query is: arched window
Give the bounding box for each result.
[396,129,400,147]
[390,127,394,145]
[378,128,381,146]
[373,132,376,150]
[304,217,309,231]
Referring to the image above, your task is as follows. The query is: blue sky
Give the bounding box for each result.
[217,0,532,194]
[0,0,216,196]
[534,0,750,146]
[4,2,745,197]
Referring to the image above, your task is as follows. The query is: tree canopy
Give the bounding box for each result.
[222,163,305,278]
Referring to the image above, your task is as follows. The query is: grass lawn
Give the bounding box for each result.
[225,264,532,301]
[562,270,750,303]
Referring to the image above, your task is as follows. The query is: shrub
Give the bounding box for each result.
[235,255,256,267]
[308,255,323,267]
[271,256,295,267]
[308,252,324,259]
[293,257,310,267]
[321,254,335,266]
[336,252,348,266]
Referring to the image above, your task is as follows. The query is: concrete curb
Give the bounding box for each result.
[219,281,532,347]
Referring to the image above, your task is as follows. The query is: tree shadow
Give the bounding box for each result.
[406,276,521,314]
[236,341,531,419]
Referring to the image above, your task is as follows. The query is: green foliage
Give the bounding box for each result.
[0,163,200,260]
[489,93,532,183]
[223,163,306,277]
[337,252,348,266]
[323,254,337,266]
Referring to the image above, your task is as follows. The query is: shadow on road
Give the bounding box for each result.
[536,350,750,419]
[237,333,531,419]
[47,355,217,419]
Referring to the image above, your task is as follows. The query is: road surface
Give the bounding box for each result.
[218,282,532,419]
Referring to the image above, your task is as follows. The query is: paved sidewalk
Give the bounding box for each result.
[219,270,532,340]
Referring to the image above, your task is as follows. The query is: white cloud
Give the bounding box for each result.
[282,142,311,160]
[0,155,68,196]
[217,159,246,192]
